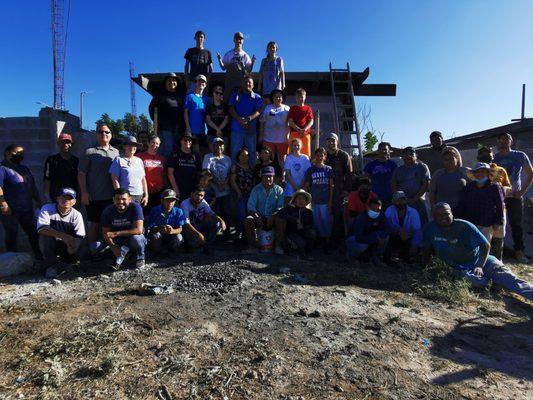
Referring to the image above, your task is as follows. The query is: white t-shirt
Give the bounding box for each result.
[37,203,86,238]
[222,50,252,70]
[202,153,232,197]
[283,154,311,197]
[180,198,215,228]
[260,104,290,143]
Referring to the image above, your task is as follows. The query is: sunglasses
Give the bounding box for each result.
[214,92,223,95]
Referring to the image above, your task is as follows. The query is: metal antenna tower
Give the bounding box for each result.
[129,61,137,117]
[51,0,69,110]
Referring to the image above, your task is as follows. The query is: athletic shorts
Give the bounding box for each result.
[86,199,113,223]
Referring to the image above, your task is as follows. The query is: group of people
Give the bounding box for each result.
[0,30,531,301]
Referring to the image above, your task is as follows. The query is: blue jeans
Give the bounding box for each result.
[231,131,256,166]
[459,256,533,300]
[159,130,177,159]
[346,236,389,260]
[92,234,147,261]
[148,231,182,254]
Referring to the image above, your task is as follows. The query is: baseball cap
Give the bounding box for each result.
[403,146,416,155]
[472,162,491,171]
[58,187,77,199]
[325,132,338,141]
[195,74,207,82]
[161,189,178,200]
[392,191,407,202]
[430,131,443,138]
[212,137,224,144]
[234,32,244,39]
[261,166,275,176]
[58,133,73,142]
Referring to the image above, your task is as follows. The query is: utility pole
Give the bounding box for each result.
[129,61,137,117]
[80,91,87,129]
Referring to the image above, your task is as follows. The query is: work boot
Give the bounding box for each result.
[490,238,504,261]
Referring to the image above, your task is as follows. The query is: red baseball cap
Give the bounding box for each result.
[58,133,73,142]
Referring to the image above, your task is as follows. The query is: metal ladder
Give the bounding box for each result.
[329,62,364,172]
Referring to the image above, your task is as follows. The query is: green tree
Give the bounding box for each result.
[363,131,378,153]
[138,114,153,134]
[95,113,124,137]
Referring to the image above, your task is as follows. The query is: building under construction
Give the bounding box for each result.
[132,65,397,171]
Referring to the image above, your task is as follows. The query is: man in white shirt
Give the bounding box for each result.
[37,187,85,277]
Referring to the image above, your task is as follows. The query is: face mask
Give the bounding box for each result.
[359,190,370,198]
[396,204,406,210]
[367,210,380,219]
[476,177,489,184]
[478,155,492,163]
[11,154,24,164]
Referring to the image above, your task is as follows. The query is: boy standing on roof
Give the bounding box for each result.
[184,30,213,90]
[217,32,255,101]
[288,88,314,158]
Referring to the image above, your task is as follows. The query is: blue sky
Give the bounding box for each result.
[1,0,531,147]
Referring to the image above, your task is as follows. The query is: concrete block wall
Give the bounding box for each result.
[0,108,81,252]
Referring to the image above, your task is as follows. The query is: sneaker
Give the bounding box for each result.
[515,250,529,263]
[135,259,146,269]
[275,246,285,255]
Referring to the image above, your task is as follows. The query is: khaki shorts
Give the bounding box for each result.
[477,216,506,241]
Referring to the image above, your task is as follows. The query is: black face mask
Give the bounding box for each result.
[396,204,407,211]
[478,155,492,163]
[359,190,370,198]
[10,154,24,164]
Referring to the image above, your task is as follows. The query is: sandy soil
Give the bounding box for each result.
[0,251,531,400]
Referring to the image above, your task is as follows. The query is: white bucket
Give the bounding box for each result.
[258,229,275,253]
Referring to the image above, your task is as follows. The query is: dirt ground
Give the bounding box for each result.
[0,250,531,400]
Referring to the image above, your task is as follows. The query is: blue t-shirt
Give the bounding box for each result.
[101,202,144,232]
[304,165,333,204]
[494,150,532,192]
[423,219,488,271]
[364,159,397,202]
[184,93,209,135]
[0,163,36,213]
[229,91,263,134]
[391,162,430,198]
[147,205,186,229]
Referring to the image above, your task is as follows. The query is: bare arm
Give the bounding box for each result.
[216,53,225,70]
[285,169,298,191]
[516,164,533,197]
[103,220,144,246]
[110,174,120,190]
[78,171,90,205]
[43,178,52,203]
[184,108,191,133]
[141,176,148,206]
[0,186,10,215]
[411,180,430,202]
[167,168,179,196]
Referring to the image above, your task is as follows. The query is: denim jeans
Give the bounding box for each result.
[159,130,177,159]
[91,234,147,261]
[148,231,183,254]
[231,131,257,166]
[346,236,389,260]
[459,256,532,300]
